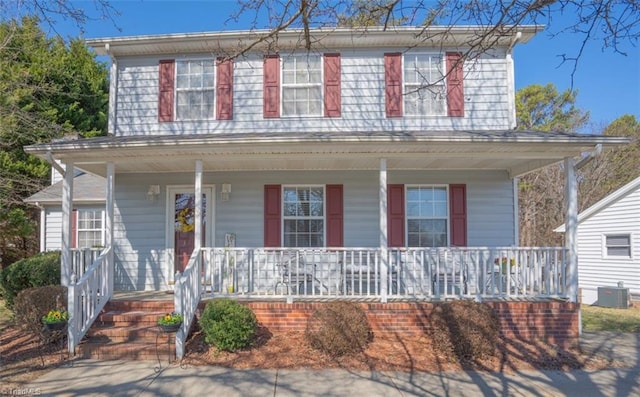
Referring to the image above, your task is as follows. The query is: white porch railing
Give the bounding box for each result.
[67,246,113,354]
[174,247,203,359]
[70,248,103,281]
[201,247,568,301]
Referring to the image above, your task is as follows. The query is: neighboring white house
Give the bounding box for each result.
[24,26,627,294]
[556,176,640,304]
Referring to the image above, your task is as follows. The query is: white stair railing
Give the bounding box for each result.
[175,248,203,359]
[67,246,113,354]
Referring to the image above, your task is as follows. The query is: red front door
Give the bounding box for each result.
[173,192,206,274]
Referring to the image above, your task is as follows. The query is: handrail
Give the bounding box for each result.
[67,246,113,354]
[175,247,202,359]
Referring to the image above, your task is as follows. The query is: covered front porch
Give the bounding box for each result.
[25,130,626,357]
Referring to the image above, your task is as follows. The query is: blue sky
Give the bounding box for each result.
[48,0,639,132]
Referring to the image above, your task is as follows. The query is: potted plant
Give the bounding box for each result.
[157,312,183,333]
[42,309,68,331]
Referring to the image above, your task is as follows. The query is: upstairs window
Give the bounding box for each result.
[605,234,631,257]
[282,56,323,117]
[406,186,448,247]
[158,58,233,122]
[404,54,446,116]
[264,54,340,119]
[175,59,216,120]
[385,52,463,118]
[283,186,325,247]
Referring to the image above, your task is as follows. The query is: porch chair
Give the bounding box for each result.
[431,249,468,296]
[273,251,320,295]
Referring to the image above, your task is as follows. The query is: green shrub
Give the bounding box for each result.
[430,300,499,363]
[13,285,68,342]
[0,251,61,309]
[305,301,372,357]
[199,299,258,352]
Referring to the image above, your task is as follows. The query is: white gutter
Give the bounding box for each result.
[506,31,522,129]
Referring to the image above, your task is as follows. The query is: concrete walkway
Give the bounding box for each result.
[25,332,640,397]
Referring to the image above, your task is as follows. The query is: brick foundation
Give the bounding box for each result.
[243,300,579,348]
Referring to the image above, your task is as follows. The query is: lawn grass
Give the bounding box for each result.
[582,304,640,333]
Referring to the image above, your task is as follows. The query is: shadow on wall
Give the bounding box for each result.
[114,250,167,291]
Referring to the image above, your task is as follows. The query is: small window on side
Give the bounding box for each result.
[605,234,631,257]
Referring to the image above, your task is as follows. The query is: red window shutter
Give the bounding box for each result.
[216,58,233,120]
[71,209,78,249]
[323,54,341,117]
[158,60,175,122]
[264,185,281,247]
[326,185,343,247]
[449,184,467,246]
[387,184,405,247]
[263,55,280,118]
[446,52,464,117]
[384,53,403,118]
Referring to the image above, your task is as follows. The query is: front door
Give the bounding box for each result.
[168,187,213,274]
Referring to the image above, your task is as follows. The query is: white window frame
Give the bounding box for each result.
[603,234,632,259]
[282,185,326,247]
[76,208,105,248]
[281,55,324,117]
[405,185,449,248]
[403,53,447,117]
[174,58,216,121]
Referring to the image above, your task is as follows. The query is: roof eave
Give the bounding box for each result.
[87,25,543,57]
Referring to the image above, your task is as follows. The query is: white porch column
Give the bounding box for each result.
[61,162,74,286]
[379,158,388,303]
[194,160,203,250]
[106,162,115,292]
[564,157,578,303]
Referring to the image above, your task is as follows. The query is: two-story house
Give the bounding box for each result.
[25,26,628,358]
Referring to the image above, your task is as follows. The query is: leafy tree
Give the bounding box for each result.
[516,84,589,132]
[515,83,588,246]
[516,85,637,246]
[579,115,640,210]
[0,16,109,267]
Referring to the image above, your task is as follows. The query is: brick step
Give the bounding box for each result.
[76,298,184,360]
[76,339,177,361]
[97,311,168,326]
[86,324,165,343]
[104,300,174,312]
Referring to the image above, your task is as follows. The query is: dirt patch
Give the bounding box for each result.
[0,323,623,390]
[0,324,71,392]
[182,326,620,374]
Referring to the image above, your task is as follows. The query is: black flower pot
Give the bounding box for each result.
[44,321,67,331]
[159,323,182,333]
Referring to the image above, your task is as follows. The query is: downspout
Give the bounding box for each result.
[105,43,118,136]
[34,202,46,252]
[46,151,66,177]
[506,31,522,129]
[575,144,603,170]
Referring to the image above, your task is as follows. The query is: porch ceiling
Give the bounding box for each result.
[25,130,629,178]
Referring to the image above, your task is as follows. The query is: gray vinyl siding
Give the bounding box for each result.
[111,170,514,291]
[44,208,63,251]
[112,49,511,137]
[576,187,640,304]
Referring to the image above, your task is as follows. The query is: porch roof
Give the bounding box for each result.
[24,130,629,178]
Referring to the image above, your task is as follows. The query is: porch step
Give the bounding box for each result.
[76,299,180,361]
